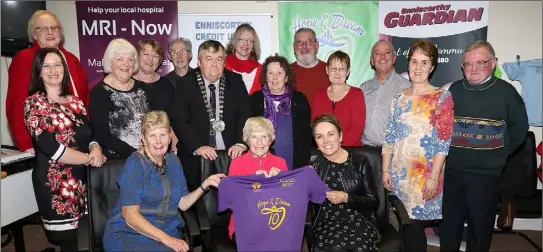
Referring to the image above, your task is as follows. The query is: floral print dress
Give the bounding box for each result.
[382,89,454,220]
[24,93,93,235]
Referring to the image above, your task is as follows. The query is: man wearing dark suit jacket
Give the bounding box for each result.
[170,40,250,189]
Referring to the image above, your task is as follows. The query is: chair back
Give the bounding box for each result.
[501,131,538,197]
[310,146,389,225]
[87,159,126,251]
[200,150,232,228]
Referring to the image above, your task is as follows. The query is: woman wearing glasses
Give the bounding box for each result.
[225,23,262,95]
[311,51,366,147]
[6,10,89,153]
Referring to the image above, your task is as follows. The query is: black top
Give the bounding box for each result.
[138,77,174,112]
[89,79,158,159]
[249,90,314,168]
[446,76,529,177]
[164,67,193,91]
[310,150,379,228]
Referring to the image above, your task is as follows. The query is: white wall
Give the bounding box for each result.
[1,1,542,156]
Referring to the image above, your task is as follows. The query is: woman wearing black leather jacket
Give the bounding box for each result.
[310,114,380,252]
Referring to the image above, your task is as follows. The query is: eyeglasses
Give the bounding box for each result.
[328,67,348,73]
[171,48,190,55]
[237,38,254,45]
[462,59,495,70]
[295,40,316,47]
[34,26,61,33]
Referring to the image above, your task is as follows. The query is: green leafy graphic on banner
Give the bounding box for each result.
[279,2,379,86]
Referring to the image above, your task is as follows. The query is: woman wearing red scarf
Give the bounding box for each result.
[6,10,89,152]
[225,24,262,95]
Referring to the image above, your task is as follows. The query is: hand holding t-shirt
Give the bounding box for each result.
[218,166,330,252]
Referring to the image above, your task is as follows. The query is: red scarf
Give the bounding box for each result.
[225,53,262,95]
[225,53,259,73]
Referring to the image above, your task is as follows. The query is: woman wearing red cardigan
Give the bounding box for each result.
[225,23,262,95]
[311,51,366,146]
[6,10,89,152]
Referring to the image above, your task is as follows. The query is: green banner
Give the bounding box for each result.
[278,1,379,86]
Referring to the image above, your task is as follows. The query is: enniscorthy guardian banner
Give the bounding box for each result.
[76,1,178,88]
[278,2,379,86]
[378,1,489,87]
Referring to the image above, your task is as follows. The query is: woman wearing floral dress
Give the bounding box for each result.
[24,48,106,251]
[381,40,454,252]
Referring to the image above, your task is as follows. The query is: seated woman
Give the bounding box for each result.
[249,55,312,169]
[228,117,288,241]
[103,111,225,252]
[310,114,380,252]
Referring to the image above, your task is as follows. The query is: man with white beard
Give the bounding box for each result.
[290,28,329,107]
[165,37,193,90]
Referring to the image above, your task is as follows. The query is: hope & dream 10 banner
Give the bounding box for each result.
[75,1,178,88]
[379,1,490,87]
[278,1,378,87]
[177,14,273,69]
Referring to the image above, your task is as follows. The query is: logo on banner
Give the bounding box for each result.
[290,13,368,63]
[383,4,485,28]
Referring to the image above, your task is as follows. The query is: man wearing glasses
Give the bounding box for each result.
[290,28,329,107]
[439,40,528,252]
[165,37,193,90]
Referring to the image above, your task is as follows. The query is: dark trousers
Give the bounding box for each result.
[45,229,78,252]
[402,219,435,252]
[439,170,500,252]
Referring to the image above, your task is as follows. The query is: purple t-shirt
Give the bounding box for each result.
[218,166,330,252]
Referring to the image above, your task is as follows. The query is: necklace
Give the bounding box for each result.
[143,151,167,175]
[195,71,226,132]
[462,78,498,91]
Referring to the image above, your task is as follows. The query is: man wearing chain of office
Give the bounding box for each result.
[170,40,251,190]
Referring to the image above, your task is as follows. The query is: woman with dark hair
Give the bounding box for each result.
[382,39,453,252]
[310,114,380,252]
[249,55,312,169]
[23,48,106,251]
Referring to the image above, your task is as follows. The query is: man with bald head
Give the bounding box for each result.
[359,39,410,146]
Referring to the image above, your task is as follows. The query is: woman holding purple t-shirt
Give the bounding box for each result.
[310,114,380,252]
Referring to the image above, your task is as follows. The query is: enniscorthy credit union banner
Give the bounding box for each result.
[278,2,379,86]
[76,1,178,88]
[379,1,489,87]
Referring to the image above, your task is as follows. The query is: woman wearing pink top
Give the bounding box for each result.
[227,117,288,241]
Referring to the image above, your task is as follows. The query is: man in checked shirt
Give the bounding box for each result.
[360,40,410,147]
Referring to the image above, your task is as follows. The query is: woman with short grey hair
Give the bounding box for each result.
[89,38,160,160]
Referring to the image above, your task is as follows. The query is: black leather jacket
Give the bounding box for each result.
[310,150,379,228]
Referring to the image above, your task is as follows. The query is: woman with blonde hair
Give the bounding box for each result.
[103,111,224,252]
[7,10,89,153]
[225,23,263,95]
[226,116,288,242]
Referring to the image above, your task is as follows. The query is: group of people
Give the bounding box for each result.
[6,9,530,252]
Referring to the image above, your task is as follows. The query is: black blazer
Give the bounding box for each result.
[249,90,313,168]
[171,68,250,153]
